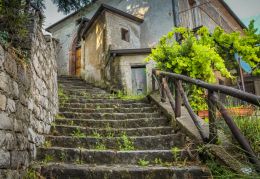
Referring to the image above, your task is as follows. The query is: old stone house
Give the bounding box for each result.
[46,0,245,94]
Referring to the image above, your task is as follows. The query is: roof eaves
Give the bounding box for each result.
[219,0,247,29]
[81,4,144,39]
[45,0,98,32]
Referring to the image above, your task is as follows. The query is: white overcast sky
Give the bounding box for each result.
[44,0,260,29]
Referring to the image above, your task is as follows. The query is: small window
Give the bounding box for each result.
[121,28,130,42]
[188,0,196,6]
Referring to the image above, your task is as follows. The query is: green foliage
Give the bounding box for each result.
[147,25,260,111]
[52,0,92,14]
[113,90,145,100]
[43,140,52,148]
[171,147,181,162]
[95,143,106,150]
[138,159,150,166]
[0,31,9,47]
[71,128,86,138]
[23,168,43,179]
[58,85,69,106]
[43,154,54,163]
[117,132,135,151]
[234,117,260,156]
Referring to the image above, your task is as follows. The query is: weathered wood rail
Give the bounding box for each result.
[152,69,260,172]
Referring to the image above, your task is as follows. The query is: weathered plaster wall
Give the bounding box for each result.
[0,20,58,177]
[82,12,106,84]
[115,55,155,94]
[48,0,174,75]
[106,11,141,50]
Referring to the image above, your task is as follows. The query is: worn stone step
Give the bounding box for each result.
[36,163,211,179]
[59,107,158,113]
[59,112,162,120]
[37,147,197,165]
[45,134,186,150]
[61,98,148,104]
[61,102,152,109]
[55,118,169,128]
[63,92,113,98]
[51,125,174,137]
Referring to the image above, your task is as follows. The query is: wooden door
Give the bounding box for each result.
[75,47,81,76]
[131,66,147,95]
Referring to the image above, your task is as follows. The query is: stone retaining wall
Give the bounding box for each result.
[0,19,58,177]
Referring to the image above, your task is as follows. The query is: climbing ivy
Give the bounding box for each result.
[147,24,260,111]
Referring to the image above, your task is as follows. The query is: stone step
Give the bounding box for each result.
[45,134,186,150]
[61,102,152,108]
[59,112,162,120]
[60,98,148,104]
[36,163,211,179]
[59,107,158,113]
[62,91,113,98]
[51,125,174,137]
[37,147,198,165]
[55,118,169,128]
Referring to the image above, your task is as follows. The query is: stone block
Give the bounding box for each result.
[4,54,17,79]
[0,113,13,130]
[0,169,21,179]
[0,72,10,94]
[6,99,15,113]
[0,94,6,111]
[10,151,29,169]
[0,131,16,150]
[12,82,19,100]
[0,150,10,168]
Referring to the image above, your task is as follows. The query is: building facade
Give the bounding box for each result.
[46,0,245,94]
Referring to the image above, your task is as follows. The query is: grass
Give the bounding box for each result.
[111,90,145,100]
[58,84,69,106]
[42,141,52,148]
[117,132,135,151]
[43,154,54,164]
[138,159,150,167]
[95,143,107,150]
[71,128,86,138]
[23,168,44,179]
[233,116,260,156]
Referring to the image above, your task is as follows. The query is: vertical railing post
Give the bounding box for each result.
[174,80,181,118]
[208,90,218,144]
[160,76,166,102]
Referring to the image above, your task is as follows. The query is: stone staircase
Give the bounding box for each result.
[35,76,211,179]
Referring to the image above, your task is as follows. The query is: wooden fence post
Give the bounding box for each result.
[208,90,218,144]
[161,76,166,102]
[174,80,181,118]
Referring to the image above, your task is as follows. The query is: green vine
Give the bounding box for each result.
[147,24,260,111]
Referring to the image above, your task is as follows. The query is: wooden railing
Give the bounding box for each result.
[152,69,260,172]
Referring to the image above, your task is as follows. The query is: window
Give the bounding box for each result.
[188,0,196,6]
[121,28,130,42]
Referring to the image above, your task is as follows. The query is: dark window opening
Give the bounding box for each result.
[121,28,130,42]
[188,0,196,6]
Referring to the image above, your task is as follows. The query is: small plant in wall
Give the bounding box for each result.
[71,128,86,138]
[117,132,135,151]
[138,159,150,167]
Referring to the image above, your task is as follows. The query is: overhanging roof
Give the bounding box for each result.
[45,0,98,32]
[219,0,246,29]
[81,4,144,39]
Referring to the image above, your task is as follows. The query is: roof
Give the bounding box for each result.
[45,0,98,32]
[219,0,246,29]
[81,4,143,39]
[110,48,151,56]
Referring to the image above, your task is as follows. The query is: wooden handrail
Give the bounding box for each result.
[153,69,260,106]
[152,69,260,172]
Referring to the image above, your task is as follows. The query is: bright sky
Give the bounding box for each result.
[44,0,260,30]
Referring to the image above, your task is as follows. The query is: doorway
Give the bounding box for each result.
[131,66,147,95]
[75,47,81,77]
